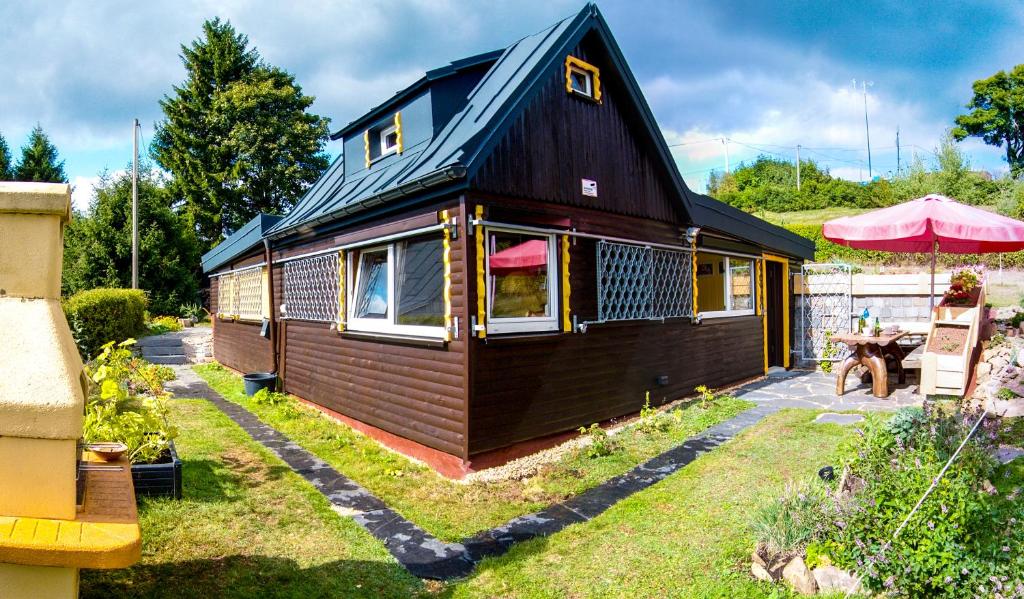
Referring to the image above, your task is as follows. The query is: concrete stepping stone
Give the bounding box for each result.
[814,413,865,425]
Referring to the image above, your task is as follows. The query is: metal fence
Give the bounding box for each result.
[282,253,342,323]
[799,263,853,363]
[597,241,693,322]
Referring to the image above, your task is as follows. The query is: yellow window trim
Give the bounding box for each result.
[565,55,602,102]
[474,205,486,339]
[761,253,791,371]
[441,210,453,342]
[363,130,371,169]
[394,112,404,154]
[561,234,571,332]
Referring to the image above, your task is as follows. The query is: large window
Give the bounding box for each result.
[596,241,693,322]
[485,229,558,334]
[347,236,444,336]
[695,252,756,318]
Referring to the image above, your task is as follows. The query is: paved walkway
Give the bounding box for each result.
[730,369,923,412]
[165,365,779,580]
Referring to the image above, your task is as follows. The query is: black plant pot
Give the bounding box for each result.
[131,440,182,500]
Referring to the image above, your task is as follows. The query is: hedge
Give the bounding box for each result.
[63,288,147,357]
[785,224,1024,269]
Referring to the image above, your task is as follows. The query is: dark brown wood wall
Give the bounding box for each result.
[466,196,765,455]
[472,35,683,224]
[275,202,470,458]
[210,254,275,374]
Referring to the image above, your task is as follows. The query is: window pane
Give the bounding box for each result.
[695,253,725,311]
[488,232,550,319]
[570,68,591,95]
[383,129,398,150]
[353,249,388,319]
[396,238,444,327]
[729,259,753,310]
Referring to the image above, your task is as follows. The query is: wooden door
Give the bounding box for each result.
[765,261,785,368]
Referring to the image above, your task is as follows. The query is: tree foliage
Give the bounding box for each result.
[15,125,66,183]
[153,18,330,251]
[708,133,1005,213]
[0,131,13,180]
[63,167,201,315]
[952,64,1024,177]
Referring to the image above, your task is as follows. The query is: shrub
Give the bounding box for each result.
[635,391,671,434]
[821,405,1023,597]
[752,481,830,557]
[82,340,177,464]
[252,388,291,406]
[64,288,147,356]
[885,406,927,444]
[147,315,183,335]
[578,423,620,458]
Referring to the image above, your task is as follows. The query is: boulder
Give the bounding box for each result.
[977,362,992,377]
[751,545,788,582]
[782,556,817,595]
[813,566,864,595]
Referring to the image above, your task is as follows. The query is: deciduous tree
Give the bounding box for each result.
[953,65,1024,177]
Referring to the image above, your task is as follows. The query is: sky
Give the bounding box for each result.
[1,0,1022,211]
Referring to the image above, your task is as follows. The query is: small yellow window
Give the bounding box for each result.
[564,56,601,102]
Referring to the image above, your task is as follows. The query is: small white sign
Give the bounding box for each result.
[581,178,597,197]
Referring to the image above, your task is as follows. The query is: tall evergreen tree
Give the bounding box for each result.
[15,125,67,183]
[0,132,13,180]
[153,18,330,250]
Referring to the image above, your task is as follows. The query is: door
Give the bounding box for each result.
[765,261,785,368]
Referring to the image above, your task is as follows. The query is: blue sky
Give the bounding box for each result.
[1,0,1021,210]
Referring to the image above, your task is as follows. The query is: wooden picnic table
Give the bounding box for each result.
[831,331,908,398]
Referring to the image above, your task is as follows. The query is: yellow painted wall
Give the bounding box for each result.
[0,563,78,599]
[696,253,725,311]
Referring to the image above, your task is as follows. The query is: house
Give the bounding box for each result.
[201,3,815,478]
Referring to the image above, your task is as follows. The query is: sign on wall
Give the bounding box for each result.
[581,178,598,197]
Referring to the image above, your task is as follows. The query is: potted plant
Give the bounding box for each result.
[83,340,181,499]
[940,266,983,307]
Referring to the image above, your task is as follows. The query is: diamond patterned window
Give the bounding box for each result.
[283,253,342,323]
[597,241,692,322]
[215,266,265,320]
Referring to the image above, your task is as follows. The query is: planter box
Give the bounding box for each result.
[921,286,985,397]
[131,440,182,500]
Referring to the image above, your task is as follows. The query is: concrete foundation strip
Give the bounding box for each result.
[167,370,778,580]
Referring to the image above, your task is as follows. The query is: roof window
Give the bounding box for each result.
[564,56,601,102]
[364,112,403,167]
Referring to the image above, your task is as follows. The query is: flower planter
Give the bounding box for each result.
[130,440,182,500]
[921,286,984,397]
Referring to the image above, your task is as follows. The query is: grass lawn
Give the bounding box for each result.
[450,409,855,598]
[80,399,429,599]
[193,363,753,542]
[759,207,870,226]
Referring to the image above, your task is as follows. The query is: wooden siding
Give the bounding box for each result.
[210,255,274,374]
[472,35,683,224]
[467,196,765,455]
[276,202,469,458]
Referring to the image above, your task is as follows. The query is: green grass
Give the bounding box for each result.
[759,207,871,226]
[450,410,854,598]
[80,399,428,599]
[193,363,753,542]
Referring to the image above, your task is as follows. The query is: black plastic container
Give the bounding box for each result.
[131,440,182,500]
[243,371,278,396]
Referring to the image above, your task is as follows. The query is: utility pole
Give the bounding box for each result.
[796,144,801,191]
[722,137,730,174]
[854,79,874,180]
[896,126,901,175]
[132,118,139,290]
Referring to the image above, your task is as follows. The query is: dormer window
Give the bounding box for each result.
[364,112,404,167]
[564,56,602,102]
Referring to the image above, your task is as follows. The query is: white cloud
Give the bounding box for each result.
[70,175,100,213]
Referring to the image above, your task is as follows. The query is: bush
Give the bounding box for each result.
[147,315,183,335]
[752,481,830,557]
[252,388,291,406]
[578,423,621,458]
[64,288,147,356]
[821,405,1023,597]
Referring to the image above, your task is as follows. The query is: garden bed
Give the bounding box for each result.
[925,323,969,355]
[131,440,182,500]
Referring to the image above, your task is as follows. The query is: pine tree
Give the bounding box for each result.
[0,132,13,180]
[153,18,330,250]
[15,125,67,183]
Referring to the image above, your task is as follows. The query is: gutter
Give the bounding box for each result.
[263,239,278,375]
[267,164,467,241]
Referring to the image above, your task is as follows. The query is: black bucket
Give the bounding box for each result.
[243,372,278,396]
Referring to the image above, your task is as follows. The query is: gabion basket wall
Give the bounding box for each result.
[283,253,342,323]
[597,241,693,322]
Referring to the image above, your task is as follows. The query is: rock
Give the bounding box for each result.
[977,362,992,377]
[751,545,787,582]
[751,562,773,582]
[997,445,1024,465]
[992,357,1010,371]
[782,556,817,595]
[982,479,998,495]
[813,566,864,595]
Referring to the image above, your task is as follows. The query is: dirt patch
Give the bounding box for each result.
[927,325,969,355]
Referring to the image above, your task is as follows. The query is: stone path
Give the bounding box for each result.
[165,365,779,580]
[731,369,922,412]
[137,328,212,365]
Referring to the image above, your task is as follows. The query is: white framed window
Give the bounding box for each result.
[568,65,593,98]
[379,124,399,156]
[695,252,756,319]
[347,236,445,337]
[485,228,559,334]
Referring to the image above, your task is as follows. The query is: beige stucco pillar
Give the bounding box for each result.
[0,182,85,598]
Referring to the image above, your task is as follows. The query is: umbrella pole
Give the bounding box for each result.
[929,238,936,312]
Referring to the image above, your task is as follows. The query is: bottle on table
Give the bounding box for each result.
[858,308,868,335]
[873,316,882,337]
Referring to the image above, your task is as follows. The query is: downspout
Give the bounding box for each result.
[263,238,279,374]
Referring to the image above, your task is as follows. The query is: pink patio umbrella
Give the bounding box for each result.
[488,239,548,274]
[823,194,1024,309]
